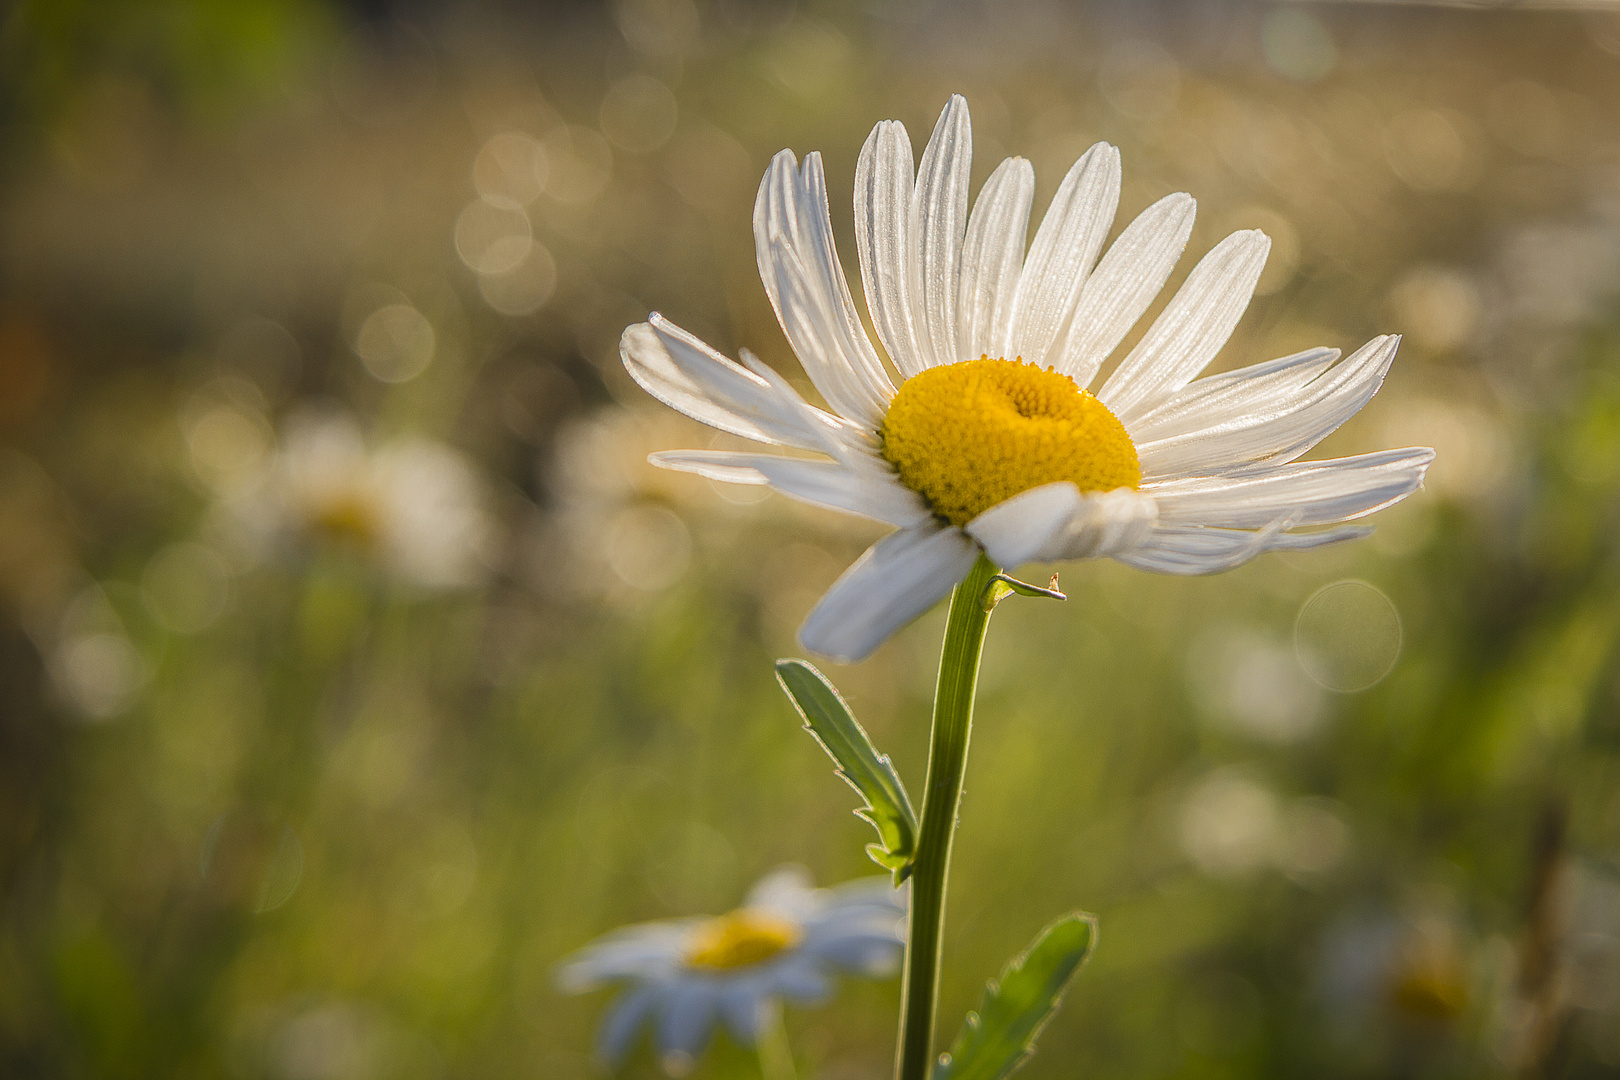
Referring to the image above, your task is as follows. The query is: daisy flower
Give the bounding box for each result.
[221,410,493,589]
[557,866,906,1074]
[621,95,1434,661]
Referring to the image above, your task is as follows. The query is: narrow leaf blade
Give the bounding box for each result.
[934,913,1098,1080]
[775,659,918,881]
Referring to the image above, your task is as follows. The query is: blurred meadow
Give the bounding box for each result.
[5,0,1620,1077]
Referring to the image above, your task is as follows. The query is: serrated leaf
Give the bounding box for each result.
[933,913,1098,1080]
[775,659,918,882]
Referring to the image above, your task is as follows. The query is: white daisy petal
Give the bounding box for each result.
[964,482,1083,570]
[1149,447,1435,528]
[1118,522,1371,575]
[622,317,843,453]
[770,956,835,1003]
[1128,345,1341,443]
[820,875,906,911]
[1036,488,1160,561]
[598,983,662,1066]
[799,524,980,663]
[717,980,769,1043]
[803,910,905,954]
[1003,142,1121,367]
[856,119,925,378]
[808,935,904,976]
[556,924,689,991]
[746,865,817,915]
[650,450,932,528]
[644,452,760,485]
[797,154,899,403]
[1054,192,1196,388]
[958,156,1035,364]
[1098,229,1271,423]
[762,240,886,430]
[658,980,719,1061]
[735,347,874,462]
[755,151,895,426]
[910,94,972,370]
[1137,336,1401,478]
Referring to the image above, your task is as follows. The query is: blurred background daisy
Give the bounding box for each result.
[558,866,905,1075]
[4,2,1620,1079]
[213,408,495,590]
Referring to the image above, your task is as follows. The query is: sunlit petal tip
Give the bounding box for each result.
[1003,140,1123,365]
[767,146,798,172]
[959,156,1037,362]
[1055,190,1199,386]
[930,94,971,137]
[1099,225,1277,420]
[553,962,595,995]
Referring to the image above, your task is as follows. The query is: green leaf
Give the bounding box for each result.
[933,913,1098,1080]
[774,659,919,883]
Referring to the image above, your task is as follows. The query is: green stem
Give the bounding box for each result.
[895,554,1001,1080]
[756,999,798,1080]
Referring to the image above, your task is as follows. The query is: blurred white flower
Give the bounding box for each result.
[1187,627,1327,742]
[47,583,145,722]
[557,866,906,1074]
[222,411,493,588]
[1318,908,1472,1030]
[622,93,1432,662]
[1178,768,1352,881]
[1179,768,1281,876]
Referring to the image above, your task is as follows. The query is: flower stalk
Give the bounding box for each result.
[757,1000,798,1080]
[896,554,1001,1080]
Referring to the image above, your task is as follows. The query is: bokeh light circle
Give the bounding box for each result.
[473,132,548,207]
[605,505,691,590]
[478,242,557,316]
[455,200,532,274]
[354,304,435,383]
[1294,580,1402,693]
[600,74,678,153]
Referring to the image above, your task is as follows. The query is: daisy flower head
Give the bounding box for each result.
[622,94,1434,662]
[221,409,494,589]
[557,866,906,1074]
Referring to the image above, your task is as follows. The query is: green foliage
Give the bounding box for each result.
[934,914,1098,1080]
[775,659,919,882]
[4,0,335,123]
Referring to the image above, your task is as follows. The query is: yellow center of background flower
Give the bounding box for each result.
[683,909,803,970]
[880,357,1140,526]
[309,490,383,551]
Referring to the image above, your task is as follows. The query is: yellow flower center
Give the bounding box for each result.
[309,490,383,551]
[880,357,1140,526]
[683,909,803,971]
